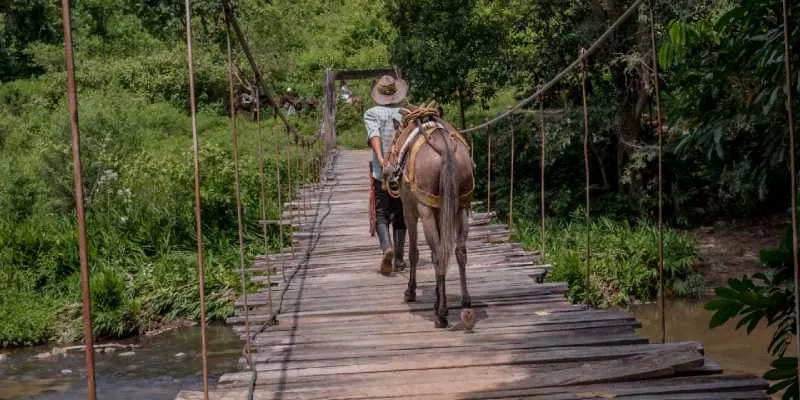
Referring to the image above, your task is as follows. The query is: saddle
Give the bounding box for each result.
[386,112,474,209]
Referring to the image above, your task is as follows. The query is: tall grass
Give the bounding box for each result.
[0,86,318,346]
[513,209,701,307]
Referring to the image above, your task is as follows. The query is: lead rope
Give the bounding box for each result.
[648,0,667,345]
[580,48,592,307]
[183,0,209,396]
[58,1,96,398]
[225,24,257,396]
[780,0,800,386]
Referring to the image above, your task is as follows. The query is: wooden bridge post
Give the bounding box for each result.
[322,68,337,153]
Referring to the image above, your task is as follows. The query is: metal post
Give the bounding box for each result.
[781,0,800,385]
[580,49,592,305]
[226,26,258,365]
[487,123,492,212]
[58,1,96,398]
[540,97,546,256]
[509,117,515,229]
[649,0,667,344]
[183,0,210,396]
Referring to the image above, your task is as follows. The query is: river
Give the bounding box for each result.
[0,300,774,399]
[631,298,774,378]
[0,324,243,400]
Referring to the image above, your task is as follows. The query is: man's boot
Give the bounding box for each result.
[376,223,394,275]
[393,227,407,271]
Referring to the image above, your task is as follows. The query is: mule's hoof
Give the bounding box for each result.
[379,250,394,276]
[461,308,476,330]
[394,261,408,272]
[404,290,416,303]
[434,317,449,329]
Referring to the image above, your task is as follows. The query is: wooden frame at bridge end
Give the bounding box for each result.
[321,66,400,152]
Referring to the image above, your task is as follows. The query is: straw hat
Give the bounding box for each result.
[370,75,408,105]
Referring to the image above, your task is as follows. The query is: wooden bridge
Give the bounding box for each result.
[176,149,769,400]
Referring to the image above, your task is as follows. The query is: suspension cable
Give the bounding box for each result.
[539,96,546,258]
[225,24,257,398]
[508,114,515,229]
[780,0,800,386]
[580,48,592,306]
[461,0,645,134]
[487,123,492,212]
[649,0,667,345]
[183,0,209,397]
[58,1,96,398]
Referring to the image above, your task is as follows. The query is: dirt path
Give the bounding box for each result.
[689,215,787,292]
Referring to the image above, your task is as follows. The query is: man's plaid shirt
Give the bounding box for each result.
[364,104,403,181]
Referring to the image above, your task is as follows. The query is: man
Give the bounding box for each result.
[364,75,408,276]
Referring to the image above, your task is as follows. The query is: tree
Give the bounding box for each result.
[0,0,61,81]
[386,0,505,125]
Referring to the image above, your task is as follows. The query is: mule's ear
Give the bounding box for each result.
[393,118,402,131]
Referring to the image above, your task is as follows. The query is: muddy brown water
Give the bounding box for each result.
[0,324,243,400]
[630,298,773,378]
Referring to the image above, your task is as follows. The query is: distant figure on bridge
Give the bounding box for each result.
[340,81,352,102]
[365,75,408,275]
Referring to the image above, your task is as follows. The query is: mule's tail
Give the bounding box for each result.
[437,129,458,276]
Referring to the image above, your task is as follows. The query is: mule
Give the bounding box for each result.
[382,105,476,329]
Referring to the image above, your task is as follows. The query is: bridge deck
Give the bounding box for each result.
[177,149,767,399]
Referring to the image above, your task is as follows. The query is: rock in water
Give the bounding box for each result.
[61,369,73,374]
[0,354,7,362]
[118,351,136,357]
[175,352,186,358]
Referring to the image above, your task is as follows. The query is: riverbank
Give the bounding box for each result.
[689,215,786,293]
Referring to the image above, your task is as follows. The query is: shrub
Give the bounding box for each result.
[514,210,698,307]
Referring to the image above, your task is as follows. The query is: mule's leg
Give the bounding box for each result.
[420,205,448,328]
[403,202,418,303]
[457,209,476,330]
[456,209,471,308]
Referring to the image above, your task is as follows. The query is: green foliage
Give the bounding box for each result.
[387,0,505,105]
[659,0,799,215]
[514,212,697,307]
[706,219,799,398]
[0,0,360,346]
